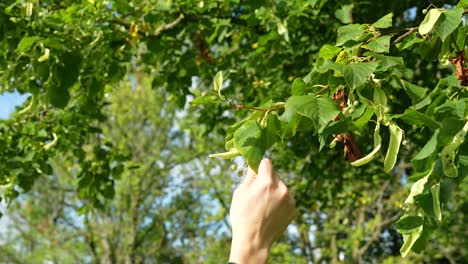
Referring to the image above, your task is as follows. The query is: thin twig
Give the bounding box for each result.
[233,104,284,112]
[392,27,418,44]
[153,14,185,37]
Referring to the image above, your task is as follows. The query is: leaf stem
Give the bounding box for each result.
[314,85,329,95]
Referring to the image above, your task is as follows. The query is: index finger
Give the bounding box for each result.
[257,159,276,184]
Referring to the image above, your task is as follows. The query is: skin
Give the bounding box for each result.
[228,159,298,264]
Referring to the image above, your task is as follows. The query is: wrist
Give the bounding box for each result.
[229,236,270,264]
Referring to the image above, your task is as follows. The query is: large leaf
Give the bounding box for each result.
[401,80,428,102]
[411,225,436,254]
[283,95,319,124]
[291,78,306,96]
[353,107,374,129]
[371,53,404,71]
[318,44,342,60]
[339,62,378,89]
[233,120,264,172]
[282,94,339,133]
[400,226,423,257]
[317,97,340,128]
[16,36,39,54]
[334,4,353,24]
[413,129,439,160]
[395,215,424,234]
[372,13,393,28]
[414,193,436,219]
[440,121,468,177]
[434,7,464,41]
[405,174,429,204]
[336,24,367,46]
[46,85,71,109]
[367,35,391,53]
[397,108,441,130]
[262,114,281,150]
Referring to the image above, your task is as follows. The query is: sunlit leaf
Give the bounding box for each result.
[419,8,443,35]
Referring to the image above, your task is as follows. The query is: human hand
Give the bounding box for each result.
[228,159,297,264]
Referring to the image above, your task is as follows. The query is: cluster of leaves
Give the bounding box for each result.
[0,0,350,206]
[0,0,135,207]
[1,0,467,258]
[199,3,468,256]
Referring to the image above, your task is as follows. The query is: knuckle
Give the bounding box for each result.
[278,187,290,200]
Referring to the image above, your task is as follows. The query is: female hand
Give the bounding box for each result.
[229,159,297,264]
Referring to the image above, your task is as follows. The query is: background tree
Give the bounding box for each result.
[1,0,467,261]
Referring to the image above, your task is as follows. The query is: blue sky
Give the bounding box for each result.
[0,91,28,119]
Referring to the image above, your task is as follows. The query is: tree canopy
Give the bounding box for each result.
[0,0,467,261]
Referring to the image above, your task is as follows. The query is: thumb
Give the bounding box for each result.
[242,167,257,186]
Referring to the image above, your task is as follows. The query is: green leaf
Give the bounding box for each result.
[372,13,393,28]
[318,44,342,60]
[291,78,306,96]
[367,35,391,53]
[317,97,340,128]
[213,71,223,92]
[397,108,441,130]
[353,107,374,129]
[46,85,70,109]
[395,215,424,234]
[418,8,443,35]
[441,121,468,178]
[371,53,404,71]
[373,87,387,106]
[400,226,423,257]
[414,193,436,218]
[336,24,367,46]
[190,95,218,106]
[457,0,468,8]
[434,7,464,42]
[396,32,423,51]
[434,100,466,119]
[384,122,403,173]
[351,123,382,166]
[16,36,39,54]
[413,129,440,160]
[405,174,429,204]
[401,80,428,102]
[234,120,264,172]
[334,4,353,24]
[340,62,378,89]
[431,183,442,222]
[411,225,436,254]
[282,95,339,132]
[262,114,281,150]
[283,95,319,127]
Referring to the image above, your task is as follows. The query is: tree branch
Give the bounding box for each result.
[153,14,185,37]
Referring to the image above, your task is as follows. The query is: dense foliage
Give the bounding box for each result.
[1,0,467,261]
